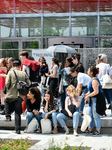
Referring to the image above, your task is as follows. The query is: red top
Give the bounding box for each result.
[21,58,40,71]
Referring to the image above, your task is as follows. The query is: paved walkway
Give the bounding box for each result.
[0,130,112,150]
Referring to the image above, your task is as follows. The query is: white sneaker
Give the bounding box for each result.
[74,130,79,136]
[24,128,27,133]
[64,127,69,134]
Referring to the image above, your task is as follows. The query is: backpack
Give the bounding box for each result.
[29,68,41,83]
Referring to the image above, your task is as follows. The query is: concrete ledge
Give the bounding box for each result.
[0,114,112,134]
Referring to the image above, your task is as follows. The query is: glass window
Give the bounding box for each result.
[71,16,97,36]
[16,17,41,37]
[101,38,112,48]
[100,16,112,35]
[0,18,13,37]
[22,41,40,49]
[43,17,69,36]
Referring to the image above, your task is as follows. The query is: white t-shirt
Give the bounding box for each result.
[50,64,59,78]
[22,65,30,77]
[77,72,91,86]
[96,63,112,85]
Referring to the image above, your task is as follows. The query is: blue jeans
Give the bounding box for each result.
[60,86,68,109]
[26,112,41,128]
[79,87,88,113]
[88,97,101,130]
[102,89,112,105]
[40,88,45,103]
[57,111,81,128]
[42,111,59,126]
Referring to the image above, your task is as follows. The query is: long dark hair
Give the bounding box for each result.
[52,58,59,67]
[29,87,41,104]
[66,57,74,67]
[43,90,54,106]
[72,53,81,62]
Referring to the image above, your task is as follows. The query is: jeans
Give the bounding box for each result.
[42,111,59,126]
[60,86,68,109]
[57,111,81,128]
[26,112,41,128]
[102,89,112,105]
[5,97,23,131]
[40,88,45,103]
[79,87,88,113]
[88,97,101,130]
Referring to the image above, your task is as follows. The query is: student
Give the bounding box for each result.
[70,67,91,115]
[84,66,102,135]
[59,57,74,109]
[45,58,59,97]
[25,87,42,132]
[5,60,30,134]
[42,90,59,134]
[96,53,112,110]
[57,85,81,136]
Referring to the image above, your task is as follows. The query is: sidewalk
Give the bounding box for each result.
[0,130,112,150]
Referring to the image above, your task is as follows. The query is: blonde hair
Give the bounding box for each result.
[66,85,77,98]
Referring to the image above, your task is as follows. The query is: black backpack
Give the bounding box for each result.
[29,68,41,83]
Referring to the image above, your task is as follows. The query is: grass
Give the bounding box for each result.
[43,138,90,150]
[0,138,35,150]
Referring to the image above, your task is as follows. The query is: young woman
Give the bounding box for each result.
[84,66,102,135]
[72,53,84,73]
[25,87,41,132]
[59,57,74,109]
[39,57,49,104]
[96,53,112,109]
[45,58,59,97]
[0,58,7,110]
[42,90,59,134]
[57,85,81,136]
[70,66,91,115]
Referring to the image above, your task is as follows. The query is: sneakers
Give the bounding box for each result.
[64,127,69,134]
[93,131,100,136]
[84,129,93,134]
[24,128,27,133]
[4,118,11,121]
[52,128,58,134]
[15,130,21,134]
[74,130,79,136]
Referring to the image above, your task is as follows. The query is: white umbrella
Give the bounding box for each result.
[46,45,77,53]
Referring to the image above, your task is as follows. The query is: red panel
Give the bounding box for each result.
[0,0,112,14]
[0,0,14,14]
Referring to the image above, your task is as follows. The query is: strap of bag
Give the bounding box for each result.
[13,70,19,83]
[69,96,73,105]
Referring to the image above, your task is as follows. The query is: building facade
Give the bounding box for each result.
[0,0,112,51]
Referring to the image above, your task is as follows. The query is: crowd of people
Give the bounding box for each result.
[0,51,111,136]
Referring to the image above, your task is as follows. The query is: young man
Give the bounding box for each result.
[5,60,30,134]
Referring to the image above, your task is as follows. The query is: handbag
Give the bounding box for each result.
[13,70,29,95]
[59,77,64,94]
[41,119,52,134]
[81,113,91,132]
[26,117,39,133]
[102,70,112,89]
[61,96,76,118]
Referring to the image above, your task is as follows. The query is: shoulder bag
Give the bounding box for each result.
[102,69,112,89]
[41,119,52,134]
[61,96,76,118]
[13,70,29,95]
